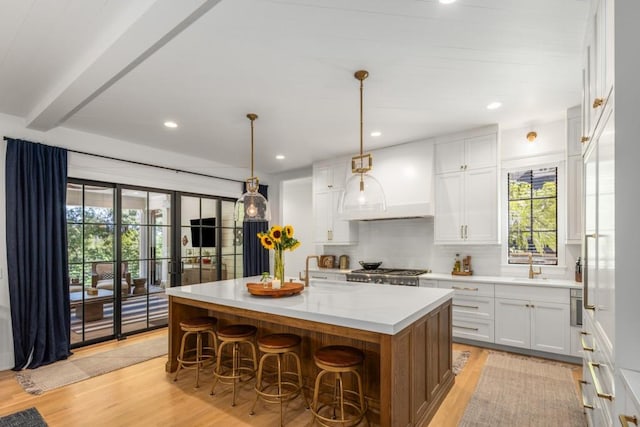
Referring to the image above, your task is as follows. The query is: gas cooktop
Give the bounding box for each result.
[346,268,432,286]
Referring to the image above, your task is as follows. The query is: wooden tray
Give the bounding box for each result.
[246,281,304,297]
[451,271,473,276]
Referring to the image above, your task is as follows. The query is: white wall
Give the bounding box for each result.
[280,177,313,279]
[0,112,275,370]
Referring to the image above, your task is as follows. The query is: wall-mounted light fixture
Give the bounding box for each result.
[526,131,537,142]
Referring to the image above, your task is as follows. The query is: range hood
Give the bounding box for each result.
[339,201,433,221]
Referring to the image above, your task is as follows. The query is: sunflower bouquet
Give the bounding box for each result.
[257,225,300,284]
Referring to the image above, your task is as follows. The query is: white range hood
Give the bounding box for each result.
[339,139,435,221]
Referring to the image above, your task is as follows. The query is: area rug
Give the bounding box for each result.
[459,352,585,427]
[70,294,168,334]
[15,335,167,395]
[452,350,471,375]
[0,407,47,427]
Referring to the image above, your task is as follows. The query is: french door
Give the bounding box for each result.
[67,181,172,347]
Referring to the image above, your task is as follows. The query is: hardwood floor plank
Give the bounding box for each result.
[0,329,581,427]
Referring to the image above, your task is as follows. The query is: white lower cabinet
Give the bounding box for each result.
[620,370,640,427]
[494,285,570,355]
[439,281,495,343]
[570,326,585,358]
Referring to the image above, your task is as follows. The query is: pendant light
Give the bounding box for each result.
[234,113,271,222]
[338,70,386,217]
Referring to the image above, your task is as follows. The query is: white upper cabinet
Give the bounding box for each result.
[339,139,435,220]
[435,134,496,174]
[312,159,357,245]
[566,106,583,244]
[582,0,614,145]
[434,128,499,244]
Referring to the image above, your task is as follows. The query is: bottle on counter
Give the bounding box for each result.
[454,253,461,273]
[575,257,582,283]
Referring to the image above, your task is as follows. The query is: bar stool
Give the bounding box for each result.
[173,316,218,388]
[250,333,306,426]
[210,324,258,406]
[311,345,367,427]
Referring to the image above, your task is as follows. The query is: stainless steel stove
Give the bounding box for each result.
[346,268,431,286]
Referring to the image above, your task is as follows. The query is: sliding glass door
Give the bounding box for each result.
[67,182,117,346]
[67,181,242,347]
[178,195,243,285]
[120,187,171,335]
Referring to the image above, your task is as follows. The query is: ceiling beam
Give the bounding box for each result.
[25,0,222,131]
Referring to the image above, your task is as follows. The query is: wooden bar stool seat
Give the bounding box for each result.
[250,334,306,426]
[173,316,217,388]
[311,345,367,427]
[211,324,258,406]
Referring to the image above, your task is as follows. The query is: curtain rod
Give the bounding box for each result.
[3,136,244,184]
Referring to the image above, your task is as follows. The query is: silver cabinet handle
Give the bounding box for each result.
[620,415,638,426]
[579,380,594,410]
[588,362,614,400]
[464,225,468,239]
[453,324,478,331]
[460,225,464,239]
[327,230,333,241]
[453,303,479,309]
[452,286,478,291]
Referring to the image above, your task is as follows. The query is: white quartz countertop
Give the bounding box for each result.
[166,277,453,335]
[419,272,582,289]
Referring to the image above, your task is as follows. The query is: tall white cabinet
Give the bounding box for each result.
[434,129,499,244]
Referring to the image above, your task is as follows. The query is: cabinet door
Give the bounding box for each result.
[567,113,582,157]
[435,139,465,174]
[465,167,498,243]
[570,326,584,358]
[330,161,348,191]
[313,191,331,243]
[434,172,464,243]
[313,166,332,191]
[465,134,497,170]
[595,108,615,350]
[530,301,570,355]
[566,155,583,243]
[495,298,530,349]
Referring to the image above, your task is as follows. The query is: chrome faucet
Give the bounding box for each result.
[299,255,319,287]
[528,253,542,279]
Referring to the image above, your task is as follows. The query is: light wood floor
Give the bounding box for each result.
[0,329,582,427]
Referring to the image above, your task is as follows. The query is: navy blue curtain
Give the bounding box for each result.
[5,138,71,370]
[242,183,269,277]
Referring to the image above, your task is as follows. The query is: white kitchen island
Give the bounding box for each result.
[166,278,454,426]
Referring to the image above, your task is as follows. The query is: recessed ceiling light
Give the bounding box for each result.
[275,154,285,160]
[486,102,502,110]
[439,0,456,4]
[370,131,382,137]
[164,121,178,128]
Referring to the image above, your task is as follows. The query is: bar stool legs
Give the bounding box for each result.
[173,316,217,388]
[210,324,258,406]
[250,333,307,426]
[311,345,367,427]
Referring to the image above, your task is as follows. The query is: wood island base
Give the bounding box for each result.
[166,295,453,426]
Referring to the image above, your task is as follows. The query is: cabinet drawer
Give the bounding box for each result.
[439,281,494,297]
[419,279,438,288]
[452,317,494,343]
[452,295,494,320]
[494,284,568,304]
[309,271,346,282]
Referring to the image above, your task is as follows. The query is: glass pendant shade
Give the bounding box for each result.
[234,190,271,222]
[234,113,271,222]
[338,173,386,217]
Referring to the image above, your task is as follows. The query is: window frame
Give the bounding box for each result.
[506,167,559,265]
[500,158,567,270]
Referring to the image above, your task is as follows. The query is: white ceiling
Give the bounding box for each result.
[0,0,588,174]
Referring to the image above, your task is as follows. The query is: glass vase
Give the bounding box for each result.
[274,248,285,284]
